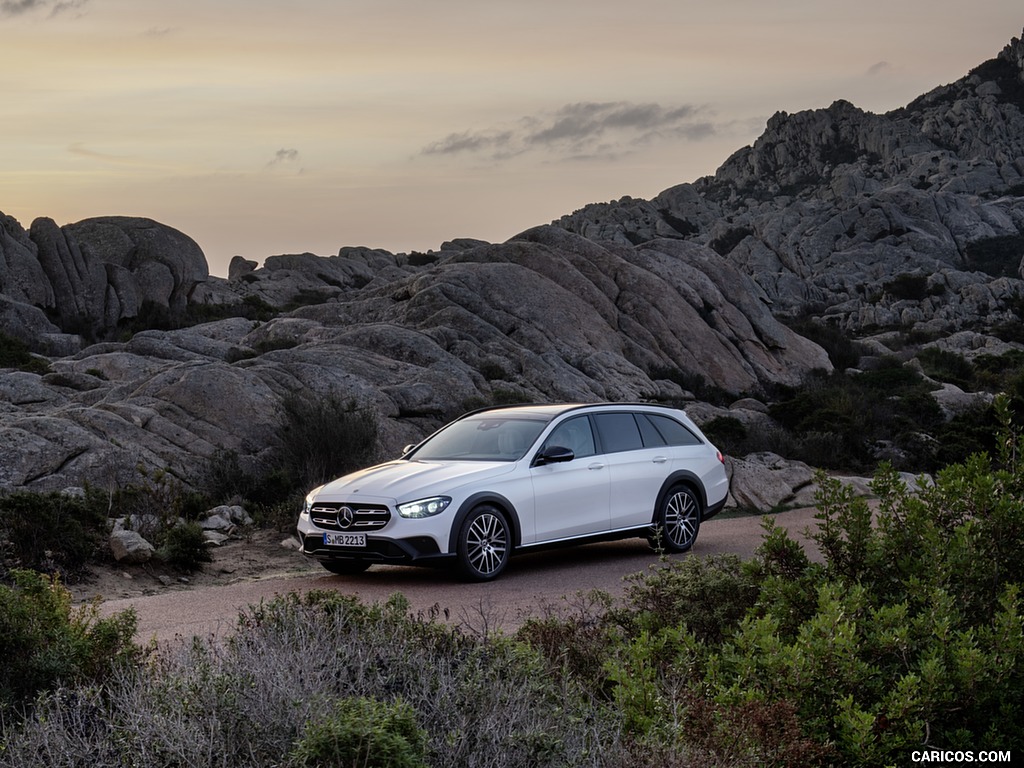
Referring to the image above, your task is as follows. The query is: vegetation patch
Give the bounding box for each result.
[276,394,379,491]
[0,331,50,374]
[709,225,754,256]
[964,233,1024,279]
[0,570,137,719]
[0,490,109,582]
[2,404,1023,765]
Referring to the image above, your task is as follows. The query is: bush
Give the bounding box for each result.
[0,592,612,767]
[290,696,427,768]
[767,361,947,471]
[916,347,974,388]
[964,233,1024,278]
[784,317,862,371]
[700,416,747,455]
[0,331,50,374]
[614,554,759,645]
[156,522,212,572]
[0,570,137,717]
[883,272,934,301]
[276,394,379,490]
[0,490,108,582]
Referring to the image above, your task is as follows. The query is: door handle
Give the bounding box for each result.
[652,456,668,464]
[588,462,605,470]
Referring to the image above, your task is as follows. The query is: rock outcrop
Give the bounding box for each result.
[1,215,208,350]
[0,225,830,492]
[554,31,1024,341]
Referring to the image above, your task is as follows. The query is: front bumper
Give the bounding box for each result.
[297,530,453,567]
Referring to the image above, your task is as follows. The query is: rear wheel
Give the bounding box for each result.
[648,485,701,553]
[457,505,511,581]
[320,559,371,575]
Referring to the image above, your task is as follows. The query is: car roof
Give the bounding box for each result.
[460,402,687,421]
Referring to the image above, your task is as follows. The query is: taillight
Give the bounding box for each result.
[717,450,725,464]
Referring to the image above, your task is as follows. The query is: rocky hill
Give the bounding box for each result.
[555,33,1024,341]
[1,30,1023,496]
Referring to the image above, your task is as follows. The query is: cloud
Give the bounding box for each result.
[268,148,300,166]
[1,0,88,17]
[266,149,304,174]
[1,0,43,14]
[67,143,138,164]
[422,101,715,162]
[866,61,891,76]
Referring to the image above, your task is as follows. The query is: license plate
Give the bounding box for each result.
[324,532,366,547]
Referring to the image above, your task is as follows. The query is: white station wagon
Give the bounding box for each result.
[297,403,729,581]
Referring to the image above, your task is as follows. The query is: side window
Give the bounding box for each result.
[593,412,643,453]
[541,416,596,458]
[647,414,701,446]
[636,414,667,447]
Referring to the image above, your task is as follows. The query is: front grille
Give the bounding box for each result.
[310,502,391,531]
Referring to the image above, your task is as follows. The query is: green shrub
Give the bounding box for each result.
[290,696,427,768]
[767,361,946,471]
[0,570,137,717]
[0,331,35,368]
[709,226,754,256]
[477,360,508,381]
[883,272,933,301]
[0,331,50,373]
[0,490,108,582]
[964,233,1024,278]
[916,347,974,388]
[647,365,733,404]
[276,394,379,490]
[490,386,533,404]
[406,251,438,267]
[156,522,212,572]
[784,317,862,371]
[615,554,759,645]
[700,416,747,455]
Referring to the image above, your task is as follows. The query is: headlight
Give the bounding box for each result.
[397,496,452,518]
[301,486,324,520]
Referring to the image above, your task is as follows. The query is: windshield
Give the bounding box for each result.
[410,415,549,461]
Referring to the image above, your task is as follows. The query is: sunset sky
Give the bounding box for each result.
[2,1,1021,276]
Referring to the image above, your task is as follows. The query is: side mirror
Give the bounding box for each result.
[401,443,417,457]
[533,445,575,466]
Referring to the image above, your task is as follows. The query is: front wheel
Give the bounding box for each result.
[648,485,701,553]
[457,505,511,581]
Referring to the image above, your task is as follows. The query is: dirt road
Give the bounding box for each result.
[98,507,823,645]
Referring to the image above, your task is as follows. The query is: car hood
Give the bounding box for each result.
[315,459,517,503]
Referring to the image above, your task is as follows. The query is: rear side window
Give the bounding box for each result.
[593,413,643,453]
[647,414,702,446]
[636,414,667,447]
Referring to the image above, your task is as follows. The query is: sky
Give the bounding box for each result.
[2,1,1022,277]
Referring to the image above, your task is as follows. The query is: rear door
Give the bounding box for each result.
[593,411,671,529]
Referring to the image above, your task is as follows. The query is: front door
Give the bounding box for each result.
[528,415,610,543]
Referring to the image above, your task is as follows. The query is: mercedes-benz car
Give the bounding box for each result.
[297,402,729,581]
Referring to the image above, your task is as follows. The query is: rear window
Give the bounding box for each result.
[647,414,701,446]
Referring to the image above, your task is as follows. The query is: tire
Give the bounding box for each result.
[648,485,701,553]
[456,505,511,581]
[320,559,371,575]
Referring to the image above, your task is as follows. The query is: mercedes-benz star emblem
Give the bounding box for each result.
[338,506,355,529]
